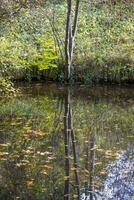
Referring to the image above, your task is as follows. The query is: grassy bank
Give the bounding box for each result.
[0,0,134,87]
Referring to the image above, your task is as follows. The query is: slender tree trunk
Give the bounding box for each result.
[65,0,80,82]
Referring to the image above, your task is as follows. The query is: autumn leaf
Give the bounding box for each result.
[64,176,70,180]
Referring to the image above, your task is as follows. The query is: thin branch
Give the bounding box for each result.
[72,0,81,37]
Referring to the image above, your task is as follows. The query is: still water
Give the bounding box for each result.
[0,83,134,200]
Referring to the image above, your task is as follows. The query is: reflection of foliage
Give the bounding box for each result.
[0,96,64,199]
[0,87,134,199]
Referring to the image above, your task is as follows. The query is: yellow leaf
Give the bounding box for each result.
[100,169,107,175]
[90,145,99,151]
[84,169,90,174]
[71,167,77,171]
[0,152,9,156]
[94,162,102,165]
[44,165,53,169]
[64,176,70,180]
[42,171,48,175]
[64,194,70,197]
[73,194,78,198]
[96,148,104,152]
[0,143,10,147]
[27,180,34,187]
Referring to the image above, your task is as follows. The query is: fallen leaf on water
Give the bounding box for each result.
[90,145,99,151]
[0,143,11,147]
[96,148,104,152]
[0,158,7,161]
[71,167,77,171]
[0,152,9,158]
[42,171,48,175]
[73,194,78,198]
[100,169,107,175]
[94,162,102,166]
[64,194,70,197]
[27,180,34,188]
[44,165,53,169]
[64,176,70,180]
[84,169,90,174]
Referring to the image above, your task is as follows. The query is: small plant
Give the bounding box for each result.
[32,36,58,71]
[83,72,93,85]
[69,70,77,84]
[0,77,17,96]
[24,69,32,82]
[57,71,65,83]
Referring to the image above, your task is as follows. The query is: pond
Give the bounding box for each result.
[0,83,134,200]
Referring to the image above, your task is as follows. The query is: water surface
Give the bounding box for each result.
[0,83,134,200]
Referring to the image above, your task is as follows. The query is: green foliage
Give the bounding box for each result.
[0,1,134,84]
[82,72,93,85]
[32,36,58,70]
[57,71,65,83]
[0,9,59,90]
[0,77,16,96]
[74,1,134,82]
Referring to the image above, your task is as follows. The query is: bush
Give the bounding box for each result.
[0,77,16,96]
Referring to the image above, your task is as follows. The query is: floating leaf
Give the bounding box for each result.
[64,176,70,180]
[0,143,11,147]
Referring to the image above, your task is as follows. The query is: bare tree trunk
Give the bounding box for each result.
[65,0,81,82]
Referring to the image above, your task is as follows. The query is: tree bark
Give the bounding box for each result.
[65,0,80,82]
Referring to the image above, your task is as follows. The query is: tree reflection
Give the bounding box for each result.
[64,88,71,200]
[64,87,80,200]
[63,88,98,200]
[64,88,97,200]
[84,132,96,200]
